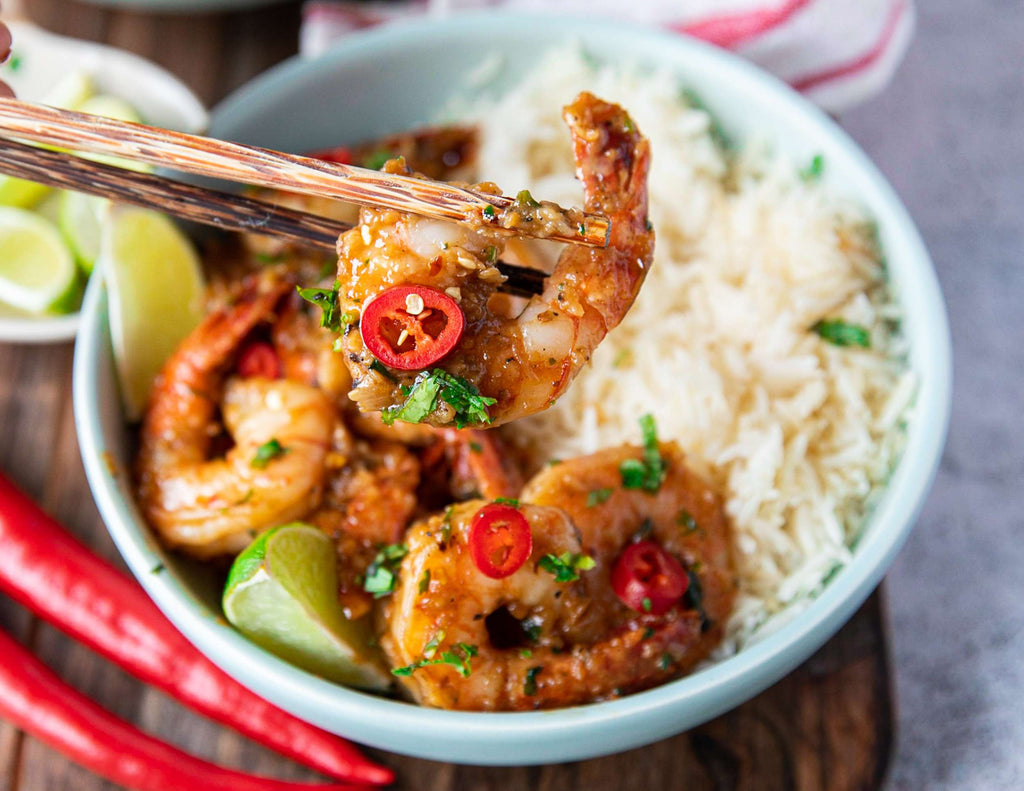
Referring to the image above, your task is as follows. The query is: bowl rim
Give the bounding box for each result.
[74,10,952,764]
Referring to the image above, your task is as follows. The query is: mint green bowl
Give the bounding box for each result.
[74,13,951,765]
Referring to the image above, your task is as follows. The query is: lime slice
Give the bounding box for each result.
[224,524,391,690]
[0,72,96,208]
[77,94,143,124]
[77,94,153,174]
[100,206,205,420]
[0,207,79,314]
[59,191,108,274]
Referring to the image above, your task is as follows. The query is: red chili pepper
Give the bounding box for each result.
[360,285,464,371]
[0,472,392,787]
[0,626,368,791]
[468,503,532,579]
[238,341,282,379]
[309,145,353,165]
[610,540,689,615]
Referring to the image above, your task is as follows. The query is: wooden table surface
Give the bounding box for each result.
[0,3,894,789]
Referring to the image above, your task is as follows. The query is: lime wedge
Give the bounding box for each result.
[0,207,79,314]
[59,191,108,274]
[224,524,391,690]
[0,72,96,208]
[100,206,205,420]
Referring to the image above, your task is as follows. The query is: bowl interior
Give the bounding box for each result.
[74,13,951,765]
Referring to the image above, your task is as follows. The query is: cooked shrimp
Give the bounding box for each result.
[336,92,654,428]
[522,442,735,667]
[381,441,733,710]
[136,275,334,558]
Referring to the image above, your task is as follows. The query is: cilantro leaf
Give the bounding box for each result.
[493,497,520,507]
[381,369,496,428]
[363,543,408,598]
[619,414,667,492]
[538,552,595,583]
[800,153,825,181]
[251,438,287,469]
[297,281,352,332]
[812,319,871,348]
[524,666,543,696]
[392,641,478,678]
[586,488,614,508]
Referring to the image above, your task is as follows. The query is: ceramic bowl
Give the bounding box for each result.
[74,13,952,765]
[0,21,207,343]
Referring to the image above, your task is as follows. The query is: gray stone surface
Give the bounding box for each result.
[841,1,1024,789]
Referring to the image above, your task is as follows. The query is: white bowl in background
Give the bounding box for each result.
[0,21,207,344]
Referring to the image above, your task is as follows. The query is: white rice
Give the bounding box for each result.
[459,48,914,653]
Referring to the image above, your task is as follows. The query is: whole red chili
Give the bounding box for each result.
[360,285,464,371]
[0,626,366,791]
[468,503,533,579]
[0,472,391,787]
[237,340,281,379]
[610,540,689,615]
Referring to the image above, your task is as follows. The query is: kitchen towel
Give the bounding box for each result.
[300,0,915,112]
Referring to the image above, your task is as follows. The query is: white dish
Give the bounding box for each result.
[0,21,207,344]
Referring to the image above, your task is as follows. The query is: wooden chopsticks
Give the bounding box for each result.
[0,137,546,298]
[0,97,610,248]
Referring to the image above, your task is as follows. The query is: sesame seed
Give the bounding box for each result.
[405,292,425,315]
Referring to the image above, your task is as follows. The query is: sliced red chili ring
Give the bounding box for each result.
[468,504,533,579]
[610,540,689,615]
[236,341,281,379]
[360,285,465,371]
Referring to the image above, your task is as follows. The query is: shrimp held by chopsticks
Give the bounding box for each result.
[334,92,654,429]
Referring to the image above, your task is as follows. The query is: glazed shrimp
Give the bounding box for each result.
[382,441,733,710]
[136,275,334,558]
[522,442,736,672]
[336,92,653,428]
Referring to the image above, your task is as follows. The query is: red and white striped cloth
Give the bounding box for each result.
[300,0,914,112]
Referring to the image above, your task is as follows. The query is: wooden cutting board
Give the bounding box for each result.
[0,4,895,789]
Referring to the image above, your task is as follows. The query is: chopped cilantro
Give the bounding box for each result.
[363,544,408,598]
[800,154,825,181]
[538,552,595,583]
[524,666,543,696]
[369,359,397,381]
[361,150,393,170]
[622,113,635,133]
[297,281,351,332]
[7,54,21,72]
[634,518,654,541]
[641,597,652,613]
[392,641,478,678]
[659,652,673,670]
[812,319,871,348]
[586,488,613,508]
[677,509,698,534]
[519,648,533,659]
[482,205,496,220]
[515,189,540,208]
[418,569,431,595]
[381,369,496,429]
[439,506,454,547]
[522,616,542,642]
[484,245,498,263]
[469,441,483,454]
[577,222,586,236]
[619,414,666,492]
[255,251,285,264]
[493,497,520,507]
[251,439,287,469]
[547,459,562,467]
[642,627,656,641]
